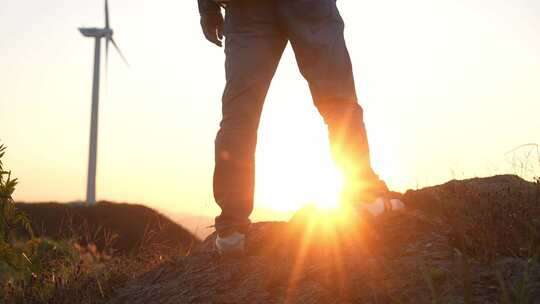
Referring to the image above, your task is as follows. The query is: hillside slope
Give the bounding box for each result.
[15,201,199,254]
[108,175,540,303]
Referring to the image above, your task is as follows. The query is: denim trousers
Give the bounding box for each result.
[214,0,385,233]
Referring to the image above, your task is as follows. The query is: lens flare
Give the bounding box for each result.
[285,204,365,302]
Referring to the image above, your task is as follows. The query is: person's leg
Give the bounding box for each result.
[278,0,387,201]
[214,0,287,234]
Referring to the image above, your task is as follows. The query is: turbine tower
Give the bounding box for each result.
[79,0,128,205]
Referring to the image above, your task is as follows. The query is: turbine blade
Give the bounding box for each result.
[110,38,130,67]
[105,0,110,29]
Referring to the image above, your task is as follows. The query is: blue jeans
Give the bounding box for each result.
[214,0,386,233]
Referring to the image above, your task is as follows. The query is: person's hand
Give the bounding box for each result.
[201,12,224,47]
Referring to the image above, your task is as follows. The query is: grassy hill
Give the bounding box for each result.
[109,175,540,304]
[14,201,199,254]
[2,175,539,303]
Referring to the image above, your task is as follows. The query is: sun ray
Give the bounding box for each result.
[284,205,361,301]
[286,211,318,301]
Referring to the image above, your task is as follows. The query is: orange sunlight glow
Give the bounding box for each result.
[285,205,364,301]
[255,151,345,212]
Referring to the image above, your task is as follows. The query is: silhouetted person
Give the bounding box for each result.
[198,0,404,255]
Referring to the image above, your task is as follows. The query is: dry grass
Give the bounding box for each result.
[404,174,540,303]
[1,220,190,304]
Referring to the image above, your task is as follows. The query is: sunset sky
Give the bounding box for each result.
[1,0,539,222]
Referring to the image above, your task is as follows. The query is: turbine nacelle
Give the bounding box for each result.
[79,27,113,38]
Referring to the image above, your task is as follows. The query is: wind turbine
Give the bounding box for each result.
[79,0,128,205]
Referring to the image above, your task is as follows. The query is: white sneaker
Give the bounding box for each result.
[215,232,246,256]
[361,197,405,217]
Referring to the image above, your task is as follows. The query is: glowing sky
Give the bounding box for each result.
[1,0,539,220]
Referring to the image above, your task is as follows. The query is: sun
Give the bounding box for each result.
[254,135,344,212]
[308,168,344,210]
